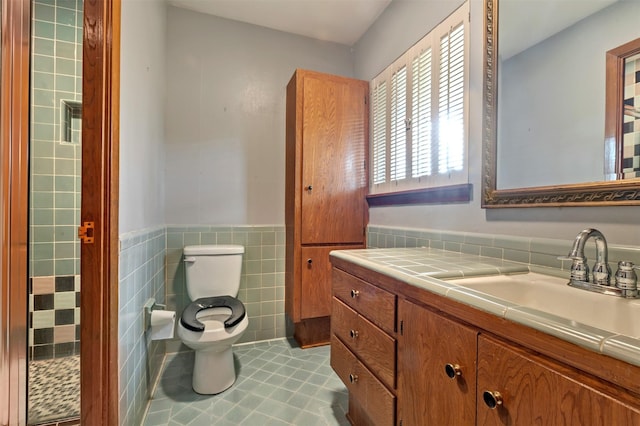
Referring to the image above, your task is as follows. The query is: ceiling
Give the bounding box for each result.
[167,0,393,46]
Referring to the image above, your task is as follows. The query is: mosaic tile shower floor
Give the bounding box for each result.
[28,355,80,425]
[144,338,349,426]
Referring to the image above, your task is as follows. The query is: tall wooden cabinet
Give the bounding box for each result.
[285,69,368,347]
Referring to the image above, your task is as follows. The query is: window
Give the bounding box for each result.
[369,2,469,197]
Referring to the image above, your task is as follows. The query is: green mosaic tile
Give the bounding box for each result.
[55,24,76,43]
[33,3,55,22]
[33,55,54,73]
[33,72,54,90]
[33,38,55,56]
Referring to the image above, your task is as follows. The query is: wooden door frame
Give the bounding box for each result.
[81,0,120,424]
[0,0,120,424]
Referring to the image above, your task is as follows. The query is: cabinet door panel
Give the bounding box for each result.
[301,75,367,244]
[398,299,477,426]
[477,335,640,425]
[301,246,362,319]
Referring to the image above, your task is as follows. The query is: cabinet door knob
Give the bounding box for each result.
[306,185,313,191]
[349,373,358,383]
[350,289,360,298]
[482,391,503,409]
[307,258,313,264]
[349,329,359,339]
[445,363,462,379]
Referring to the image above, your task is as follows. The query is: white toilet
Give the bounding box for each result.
[177,244,249,394]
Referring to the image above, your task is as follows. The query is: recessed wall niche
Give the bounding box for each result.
[60,100,82,144]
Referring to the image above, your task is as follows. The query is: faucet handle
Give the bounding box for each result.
[615,261,639,296]
[558,255,589,282]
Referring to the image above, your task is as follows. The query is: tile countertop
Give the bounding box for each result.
[330,247,640,368]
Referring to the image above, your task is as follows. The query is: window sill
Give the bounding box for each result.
[366,184,472,207]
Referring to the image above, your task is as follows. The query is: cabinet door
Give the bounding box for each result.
[397,299,477,426]
[301,74,367,245]
[301,246,362,319]
[477,335,640,425]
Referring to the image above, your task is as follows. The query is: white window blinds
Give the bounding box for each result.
[370,2,469,194]
[372,81,387,185]
[412,48,432,178]
[390,66,407,182]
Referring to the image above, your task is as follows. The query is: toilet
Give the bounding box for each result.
[177,245,249,394]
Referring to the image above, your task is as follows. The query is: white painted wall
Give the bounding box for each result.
[164,7,355,225]
[353,0,640,246]
[119,0,167,234]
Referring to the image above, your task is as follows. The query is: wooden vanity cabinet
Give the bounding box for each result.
[285,69,368,347]
[330,260,640,426]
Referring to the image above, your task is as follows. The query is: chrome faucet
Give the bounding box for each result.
[560,228,638,298]
[561,228,611,285]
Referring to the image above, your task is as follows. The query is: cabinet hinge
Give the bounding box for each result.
[400,319,404,335]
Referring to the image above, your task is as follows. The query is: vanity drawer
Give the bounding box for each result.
[331,336,396,426]
[333,268,396,335]
[332,297,396,389]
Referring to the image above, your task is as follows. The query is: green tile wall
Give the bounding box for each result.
[118,226,166,426]
[165,225,287,352]
[30,0,83,279]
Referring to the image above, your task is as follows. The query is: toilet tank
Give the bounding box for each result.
[183,245,244,300]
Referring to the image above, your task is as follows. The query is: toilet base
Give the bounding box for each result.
[192,345,236,394]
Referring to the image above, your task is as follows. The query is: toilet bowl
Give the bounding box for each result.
[177,245,248,394]
[177,307,249,394]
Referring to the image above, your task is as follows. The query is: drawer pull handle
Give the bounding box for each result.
[445,363,462,379]
[349,373,358,383]
[307,258,313,264]
[350,289,360,298]
[349,329,359,338]
[483,391,503,409]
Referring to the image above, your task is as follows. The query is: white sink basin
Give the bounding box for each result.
[448,272,640,338]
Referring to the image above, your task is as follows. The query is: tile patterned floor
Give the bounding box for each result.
[143,338,349,426]
[28,355,80,425]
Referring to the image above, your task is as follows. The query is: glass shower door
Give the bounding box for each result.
[27,0,83,423]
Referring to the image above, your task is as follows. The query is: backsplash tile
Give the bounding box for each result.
[368,225,640,274]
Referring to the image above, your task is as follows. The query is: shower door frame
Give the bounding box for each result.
[0,0,120,424]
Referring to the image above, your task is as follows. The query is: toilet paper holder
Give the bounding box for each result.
[144,298,167,331]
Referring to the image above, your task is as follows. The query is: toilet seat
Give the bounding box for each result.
[180,296,246,332]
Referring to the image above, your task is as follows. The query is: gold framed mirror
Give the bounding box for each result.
[482,0,640,207]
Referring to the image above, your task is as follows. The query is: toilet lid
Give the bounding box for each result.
[181,296,246,332]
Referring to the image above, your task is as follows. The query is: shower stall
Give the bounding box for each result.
[28,0,83,423]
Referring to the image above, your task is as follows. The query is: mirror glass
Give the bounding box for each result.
[495,0,639,190]
[622,50,640,178]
